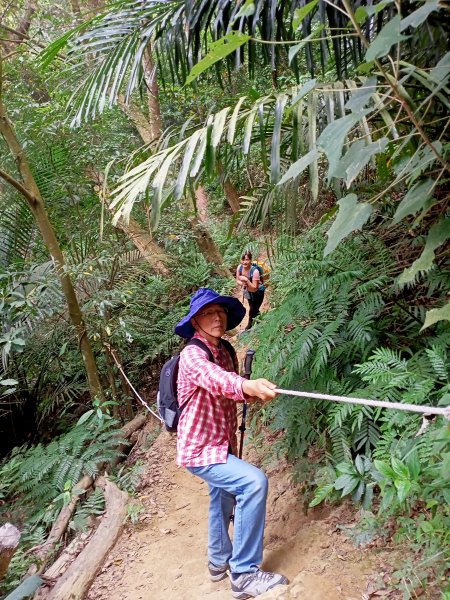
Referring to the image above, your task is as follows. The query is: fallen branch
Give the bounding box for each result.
[27,413,148,572]
[37,478,129,600]
[0,523,21,580]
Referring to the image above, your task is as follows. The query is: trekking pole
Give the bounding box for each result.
[239,349,255,459]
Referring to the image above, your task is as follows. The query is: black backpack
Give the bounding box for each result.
[157,338,236,432]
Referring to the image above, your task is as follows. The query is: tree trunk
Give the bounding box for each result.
[190,216,232,279]
[0,523,20,580]
[90,169,171,275]
[0,3,36,55]
[143,47,162,143]
[113,214,170,276]
[70,0,82,16]
[0,97,104,402]
[117,95,154,144]
[195,186,209,223]
[42,478,128,600]
[28,413,147,573]
[223,177,241,213]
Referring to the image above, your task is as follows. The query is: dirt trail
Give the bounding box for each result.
[86,428,374,600]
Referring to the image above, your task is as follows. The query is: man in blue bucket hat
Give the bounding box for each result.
[175,288,288,599]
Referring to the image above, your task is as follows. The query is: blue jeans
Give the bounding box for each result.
[187,453,268,574]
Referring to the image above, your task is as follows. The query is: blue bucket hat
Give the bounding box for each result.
[175,288,246,339]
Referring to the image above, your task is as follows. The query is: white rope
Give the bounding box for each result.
[105,345,164,424]
[274,388,450,420]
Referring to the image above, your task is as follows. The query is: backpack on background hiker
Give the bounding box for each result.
[157,338,236,432]
[238,260,270,288]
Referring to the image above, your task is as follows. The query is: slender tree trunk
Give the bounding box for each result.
[142,47,162,143]
[223,177,241,213]
[70,0,82,16]
[0,96,104,401]
[90,169,171,275]
[190,215,231,279]
[195,185,209,223]
[0,3,36,55]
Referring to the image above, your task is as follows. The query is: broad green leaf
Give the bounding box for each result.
[354,0,393,27]
[352,480,365,502]
[277,149,321,185]
[289,24,324,63]
[242,106,258,155]
[293,0,320,30]
[392,178,435,225]
[185,32,251,85]
[231,0,255,22]
[394,480,412,503]
[399,218,450,285]
[211,107,230,148]
[291,78,317,107]
[309,483,334,507]
[391,457,410,480]
[0,378,18,386]
[4,575,43,600]
[342,476,360,496]
[227,96,247,144]
[77,409,94,426]
[421,301,450,331]
[430,51,450,83]
[334,137,388,188]
[336,461,355,475]
[366,16,408,62]
[324,194,373,256]
[271,95,289,184]
[354,455,365,476]
[308,92,319,201]
[406,451,420,480]
[317,111,369,181]
[438,393,450,406]
[400,1,440,31]
[344,76,377,113]
[174,129,202,200]
[334,473,355,490]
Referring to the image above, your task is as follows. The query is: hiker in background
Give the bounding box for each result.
[236,250,265,330]
[175,288,288,599]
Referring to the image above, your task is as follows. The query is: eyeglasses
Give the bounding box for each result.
[195,308,228,319]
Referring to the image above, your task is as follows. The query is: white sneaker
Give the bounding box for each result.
[231,568,288,598]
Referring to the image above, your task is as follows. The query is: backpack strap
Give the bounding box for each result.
[185,338,214,362]
[221,338,237,370]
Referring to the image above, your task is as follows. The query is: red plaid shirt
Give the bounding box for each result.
[176,333,246,467]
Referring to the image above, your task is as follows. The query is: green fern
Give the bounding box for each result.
[1,415,125,526]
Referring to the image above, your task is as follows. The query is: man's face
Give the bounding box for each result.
[192,303,228,337]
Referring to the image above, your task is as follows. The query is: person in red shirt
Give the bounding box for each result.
[175,288,288,599]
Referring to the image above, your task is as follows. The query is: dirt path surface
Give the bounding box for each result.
[86,426,374,600]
